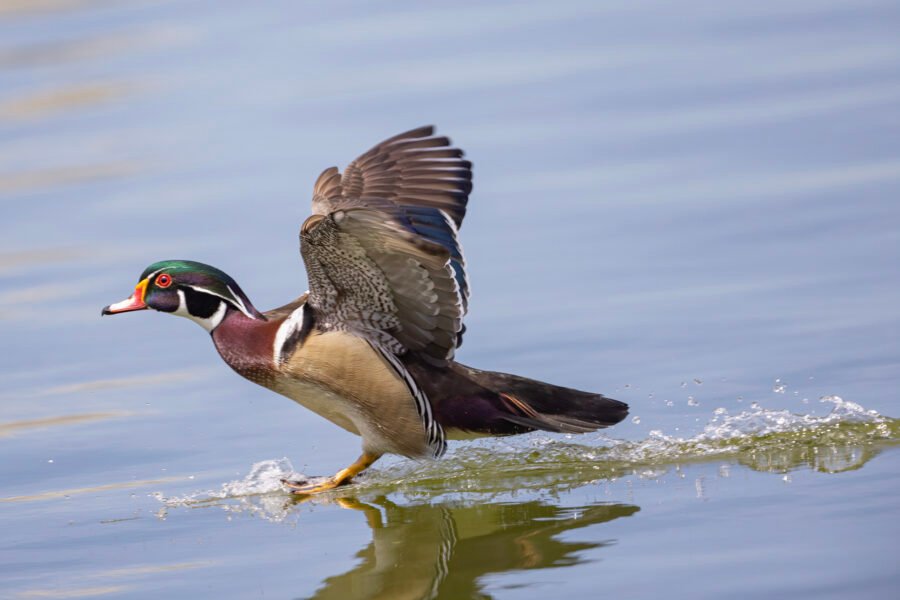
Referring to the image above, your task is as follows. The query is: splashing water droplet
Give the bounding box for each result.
[665,400,674,407]
[687,396,699,407]
[632,416,641,424]
[773,379,786,393]
[751,401,761,410]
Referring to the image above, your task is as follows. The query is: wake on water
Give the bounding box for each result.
[154,395,897,519]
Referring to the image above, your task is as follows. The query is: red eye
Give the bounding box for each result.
[156,274,173,288]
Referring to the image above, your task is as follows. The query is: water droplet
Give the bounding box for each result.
[623,383,631,388]
[801,397,809,404]
[693,378,703,385]
[713,407,727,416]
[751,401,761,410]
[665,400,674,407]
[631,416,641,424]
[736,395,743,402]
[47,459,54,464]
[773,378,786,393]
[782,474,792,483]
[680,381,687,388]
[648,393,654,399]
[687,396,699,407]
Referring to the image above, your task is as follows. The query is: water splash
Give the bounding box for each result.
[601,395,892,470]
[155,396,897,518]
[154,458,306,522]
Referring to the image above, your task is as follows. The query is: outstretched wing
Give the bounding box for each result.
[311,125,472,228]
[304,126,473,355]
[300,127,474,458]
[301,205,466,459]
[300,205,465,366]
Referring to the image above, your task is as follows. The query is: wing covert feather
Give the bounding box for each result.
[300,207,464,364]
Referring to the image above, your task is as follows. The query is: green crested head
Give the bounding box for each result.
[139,259,233,283]
[102,259,263,331]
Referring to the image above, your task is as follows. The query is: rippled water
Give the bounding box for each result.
[2,1,899,598]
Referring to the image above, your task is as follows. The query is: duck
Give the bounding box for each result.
[102,126,628,495]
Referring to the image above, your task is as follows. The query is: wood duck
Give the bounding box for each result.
[102,126,628,495]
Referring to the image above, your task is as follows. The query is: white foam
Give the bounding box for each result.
[154,458,306,522]
[603,395,890,465]
[152,395,894,517]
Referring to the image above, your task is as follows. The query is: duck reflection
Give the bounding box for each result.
[300,497,638,600]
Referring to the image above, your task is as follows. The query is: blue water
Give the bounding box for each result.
[1,1,899,598]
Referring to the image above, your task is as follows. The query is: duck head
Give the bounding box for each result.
[101,260,263,332]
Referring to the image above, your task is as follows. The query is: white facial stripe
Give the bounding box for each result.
[226,284,254,318]
[174,289,227,332]
[183,284,257,320]
[273,303,306,364]
[145,268,165,281]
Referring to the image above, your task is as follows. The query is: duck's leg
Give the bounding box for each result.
[282,452,381,496]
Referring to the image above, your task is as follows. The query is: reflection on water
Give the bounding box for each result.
[737,441,879,474]
[0,476,185,504]
[0,411,128,438]
[16,561,215,599]
[144,409,896,598]
[158,398,897,521]
[2,0,899,597]
[0,81,132,120]
[304,498,637,600]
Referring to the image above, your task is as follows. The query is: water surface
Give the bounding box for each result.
[1,1,899,598]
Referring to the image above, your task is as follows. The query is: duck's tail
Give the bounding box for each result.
[409,360,629,438]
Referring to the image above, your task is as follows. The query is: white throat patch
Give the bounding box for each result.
[175,289,227,332]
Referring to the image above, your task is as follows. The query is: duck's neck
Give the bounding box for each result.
[211,308,280,386]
